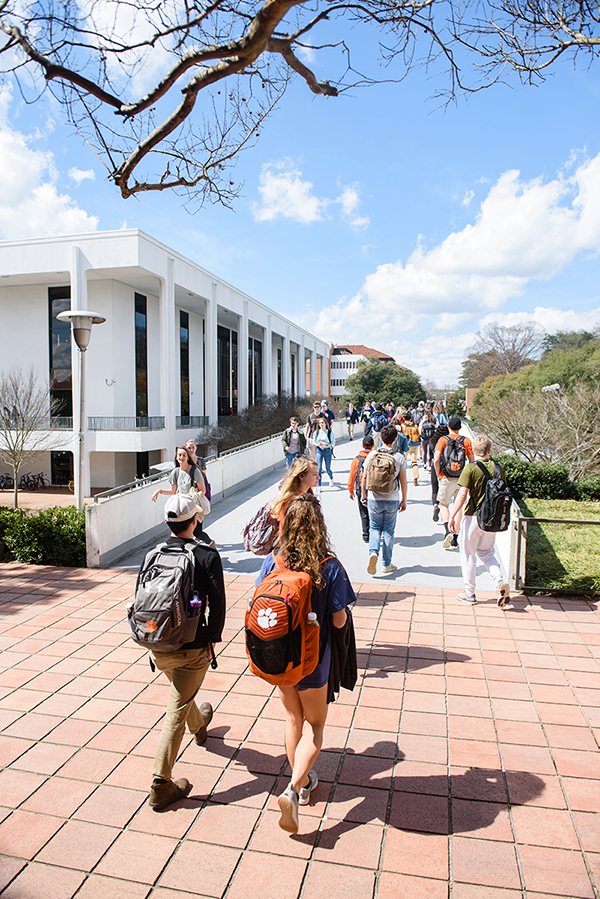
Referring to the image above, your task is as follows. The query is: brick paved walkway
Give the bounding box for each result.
[0,563,599,899]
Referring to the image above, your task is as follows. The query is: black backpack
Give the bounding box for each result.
[476,461,513,532]
[421,420,435,441]
[128,541,202,651]
[353,454,367,496]
[440,436,466,478]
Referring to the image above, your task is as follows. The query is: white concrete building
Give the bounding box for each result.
[0,230,329,495]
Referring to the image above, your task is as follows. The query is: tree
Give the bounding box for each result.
[0,0,467,204]
[460,322,545,388]
[344,360,426,407]
[461,0,600,87]
[0,367,66,508]
[542,329,598,356]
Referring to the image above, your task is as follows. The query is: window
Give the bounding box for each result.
[277,347,282,396]
[180,310,189,417]
[135,293,148,418]
[48,286,72,417]
[248,337,263,405]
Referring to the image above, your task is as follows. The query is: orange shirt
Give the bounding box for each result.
[435,435,473,479]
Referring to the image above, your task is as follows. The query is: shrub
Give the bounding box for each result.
[495,454,575,500]
[0,506,86,567]
[575,476,600,502]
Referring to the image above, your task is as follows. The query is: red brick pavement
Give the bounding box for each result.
[0,563,599,899]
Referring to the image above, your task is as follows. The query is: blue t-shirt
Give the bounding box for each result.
[254,555,356,689]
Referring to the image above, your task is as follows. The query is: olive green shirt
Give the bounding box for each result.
[457,459,504,517]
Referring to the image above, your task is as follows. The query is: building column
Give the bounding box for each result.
[264,314,273,396]
[299,335,305,398]
[320,353,328,396]
[309,347,317,396]
[204,283,218,424]
[282,326,291,394]
[239,300,249,410]
[159,257,177,456]
[70,246,91,500]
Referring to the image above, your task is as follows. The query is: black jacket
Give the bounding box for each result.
[164,536,226,649]
[282,428,307,455]
[327,609,357,704]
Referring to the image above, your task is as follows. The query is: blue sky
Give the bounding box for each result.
[1,28,600,386]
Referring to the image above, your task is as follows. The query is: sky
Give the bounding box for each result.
[2,15,600,387]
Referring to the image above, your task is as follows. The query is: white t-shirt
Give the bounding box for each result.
[363,448,408,501]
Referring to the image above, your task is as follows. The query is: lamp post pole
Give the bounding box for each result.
[57,311,106,512]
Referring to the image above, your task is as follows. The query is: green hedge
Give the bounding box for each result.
[0,506,86,567]
[494,455,600,501]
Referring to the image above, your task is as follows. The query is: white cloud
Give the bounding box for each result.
[69,167,96,185]
[315,152,600,345]
[478,306,600,334]
[0,87,98,239]
[461,190,475,207]
[252,160,328,224]
[252,160,369,229]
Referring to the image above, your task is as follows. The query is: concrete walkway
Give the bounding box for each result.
[119,436,497,595]
[0,562,599,899]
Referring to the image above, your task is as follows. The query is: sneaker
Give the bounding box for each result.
[367,554,377,575]
[497,582,511,608]
[413,479,418,487]
[433,505,440,523]
[149,777,191,810]
[278,783,299,833]
[329,478,335,487]
[298,769,318,806]
[442,532,453,549]
[194,702,213,745]
[382,563,397,574]
[456,591,476,605]
[362,536,369,544]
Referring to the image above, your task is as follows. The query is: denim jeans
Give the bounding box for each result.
[285,451,300,470]
[316,447,333,484]
[367,498,399,567]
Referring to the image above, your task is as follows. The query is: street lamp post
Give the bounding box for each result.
[57,311,106,512]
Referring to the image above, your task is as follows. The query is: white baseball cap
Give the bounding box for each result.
[164,494,196,522]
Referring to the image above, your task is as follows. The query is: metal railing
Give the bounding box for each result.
[88,416,165,431]
[93,471,165,503]
[176,416,210,429]
[218,431,286,458]
[514,515,600,595]
[1,417,74,430]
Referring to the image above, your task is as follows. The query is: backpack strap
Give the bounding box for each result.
[476,460,497,480]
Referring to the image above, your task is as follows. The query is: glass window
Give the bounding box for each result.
[48,286,72,417]
[135,293,148,418]
[180,310,189,417]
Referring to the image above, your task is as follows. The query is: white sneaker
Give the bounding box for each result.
[329,478,335,487]
[298,769,318,806]
[442,532,453,549]
[367,554,377,575]
[278,783,299,833]
[497,582,510,608]
[456,591,477,605]
[382,563,397,574]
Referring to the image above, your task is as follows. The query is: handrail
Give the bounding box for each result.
[93,471,165,503]
[218,431,285,457]
[515,513,600,595]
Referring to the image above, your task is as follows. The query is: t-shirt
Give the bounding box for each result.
[435,435,473,480]
[255,555,356,689]
[363,448,408,501]
[306,412,325,437]
[169,465,203,494]
[457,459,506,517]
[288,431,300,454]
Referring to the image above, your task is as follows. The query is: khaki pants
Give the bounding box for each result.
[406,445,419,482]
[151,646,210,780]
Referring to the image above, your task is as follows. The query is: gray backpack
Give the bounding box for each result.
[128,541,202,652]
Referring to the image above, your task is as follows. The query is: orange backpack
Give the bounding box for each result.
[245,560,321,687]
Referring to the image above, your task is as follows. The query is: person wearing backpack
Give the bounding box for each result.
[434,417,474,550]
[314,416,336,487]
[365,404,388,448]
[250,495,356,834]
[347,435,374,542]
[419,409,436,472]
[152,445,211,543]
[133,494,226,810]
[281,417,308,470]
[361,424,408,576]
[402,414,421,487]
[448,434,511,607]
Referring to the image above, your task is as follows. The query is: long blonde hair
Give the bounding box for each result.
[279,494,334,588]
[271,456,317,520]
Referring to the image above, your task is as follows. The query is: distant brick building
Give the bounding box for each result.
[329,344,402,398]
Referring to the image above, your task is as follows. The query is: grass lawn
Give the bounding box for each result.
[519,498,600,594]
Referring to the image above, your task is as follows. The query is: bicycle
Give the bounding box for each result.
[0,473,14,490]
[32,471,50,488]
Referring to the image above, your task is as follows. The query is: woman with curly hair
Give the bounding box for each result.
[255,494,356,833]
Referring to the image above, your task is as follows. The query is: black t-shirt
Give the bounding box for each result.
[164,536,226,649]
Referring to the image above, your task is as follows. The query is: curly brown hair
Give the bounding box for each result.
[279,494,334,589]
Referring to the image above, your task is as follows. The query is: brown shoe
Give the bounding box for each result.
[194,702,213,745]
[149,777,191,810]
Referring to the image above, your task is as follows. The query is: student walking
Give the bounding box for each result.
[345,402,359,439]
[419,409,436,472]
[271,456,320,525]
[448,434,511,607]
[281,417,307,470]
[433,417,474,550]
[313,417,336,487]
[305,402,325,461]
[252,495,356,833]
[348,435,374,542]
[361,424,408,575]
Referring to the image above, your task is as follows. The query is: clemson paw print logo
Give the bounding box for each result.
[257,607,277,629]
